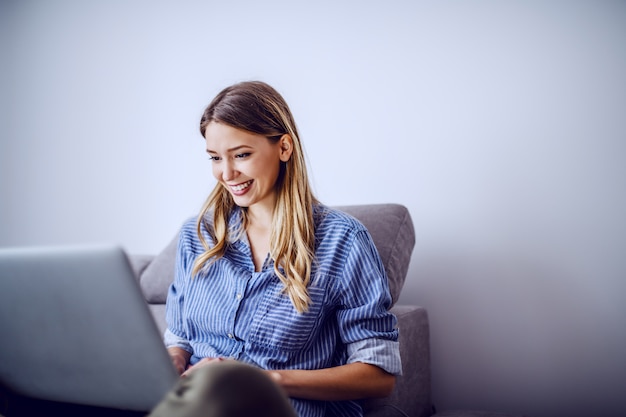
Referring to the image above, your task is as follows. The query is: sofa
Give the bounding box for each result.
[129,203,433,417]
[0,204,524,417]
[131,203,526,417]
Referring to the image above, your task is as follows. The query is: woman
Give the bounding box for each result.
[161,81,401,417]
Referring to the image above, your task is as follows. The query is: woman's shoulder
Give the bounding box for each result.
[178,215,201,238]
[180,215,199,231]
[314,204,368,237]
[176,216,204,253]
[312,204,380,277]
[178,206,243,246]
[178,212,218,246]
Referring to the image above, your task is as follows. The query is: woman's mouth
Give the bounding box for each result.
[230,180,253,195]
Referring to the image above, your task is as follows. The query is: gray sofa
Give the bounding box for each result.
[130,203,529,417]
[130,203,433,417]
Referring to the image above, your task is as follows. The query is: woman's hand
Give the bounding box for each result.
[168,347,192,375]
[180,357,227,378]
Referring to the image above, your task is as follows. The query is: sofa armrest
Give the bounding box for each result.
[148,303,167,338]
[363,305,432,417]
[128,254,154,284]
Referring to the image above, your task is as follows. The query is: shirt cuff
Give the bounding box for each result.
[164,328,193,353]
[347,338,402,376]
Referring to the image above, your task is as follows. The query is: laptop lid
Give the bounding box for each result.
[0,245,178,412]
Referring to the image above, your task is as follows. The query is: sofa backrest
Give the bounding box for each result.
[138,203,415,306]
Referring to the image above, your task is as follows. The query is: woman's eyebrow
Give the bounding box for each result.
[206,145,253,154]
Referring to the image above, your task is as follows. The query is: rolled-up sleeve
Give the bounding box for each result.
[164,220,196,353]
[336,230,402,375]
[164,328,192,351]
[347,338,401,375]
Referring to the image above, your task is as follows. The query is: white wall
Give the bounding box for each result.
[2,1,625,416]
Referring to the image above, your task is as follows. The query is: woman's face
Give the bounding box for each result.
[205,121,292,211]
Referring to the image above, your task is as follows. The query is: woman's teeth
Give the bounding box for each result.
[232,180,252,192]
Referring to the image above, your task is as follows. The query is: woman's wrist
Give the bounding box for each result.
[168,347,191,374]
[171,355,187,374]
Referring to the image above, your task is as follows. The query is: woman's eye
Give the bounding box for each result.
[208,155,221,161]
[235,153,251,159]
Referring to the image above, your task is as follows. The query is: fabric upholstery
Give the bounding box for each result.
[133,203,433,417]
[363,306,432,417]
[129,203,524,417]
[138,204,416,306]
[139,235,178,304]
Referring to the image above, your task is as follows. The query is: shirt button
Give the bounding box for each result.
[228,333,234,339]
[236,293,243,300]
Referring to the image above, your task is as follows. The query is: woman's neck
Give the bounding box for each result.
[245,208,273,271]
[245,202,274,231]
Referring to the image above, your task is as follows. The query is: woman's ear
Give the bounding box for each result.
[279,134,294,162]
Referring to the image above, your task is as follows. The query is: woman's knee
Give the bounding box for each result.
[149,362,296,417]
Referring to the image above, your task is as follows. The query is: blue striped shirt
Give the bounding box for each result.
[165,204,401,417]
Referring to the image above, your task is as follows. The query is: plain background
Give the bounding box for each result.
[1,1,625,416]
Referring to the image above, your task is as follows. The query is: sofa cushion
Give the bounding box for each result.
[140,204,415,306]
[140,234,178,303]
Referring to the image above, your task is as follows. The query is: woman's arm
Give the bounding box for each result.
[267,362,395,401]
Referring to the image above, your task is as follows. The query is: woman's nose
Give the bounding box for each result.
[221,160,236,182]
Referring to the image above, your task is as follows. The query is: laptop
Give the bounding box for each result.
[0,244,179,412]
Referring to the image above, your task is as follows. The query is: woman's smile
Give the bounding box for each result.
[205,121,285,210]
[229,180,253,195]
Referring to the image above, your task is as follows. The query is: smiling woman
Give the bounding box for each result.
[204,122,293,270]
[195,81,313,313]
[204,122,291,215]
[157,81,401,417]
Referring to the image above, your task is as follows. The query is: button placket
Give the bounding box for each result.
[227,281,247,342]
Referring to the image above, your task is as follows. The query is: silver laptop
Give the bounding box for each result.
[0,245,178,412]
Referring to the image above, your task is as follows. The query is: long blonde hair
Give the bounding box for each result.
[193,81,317,313]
